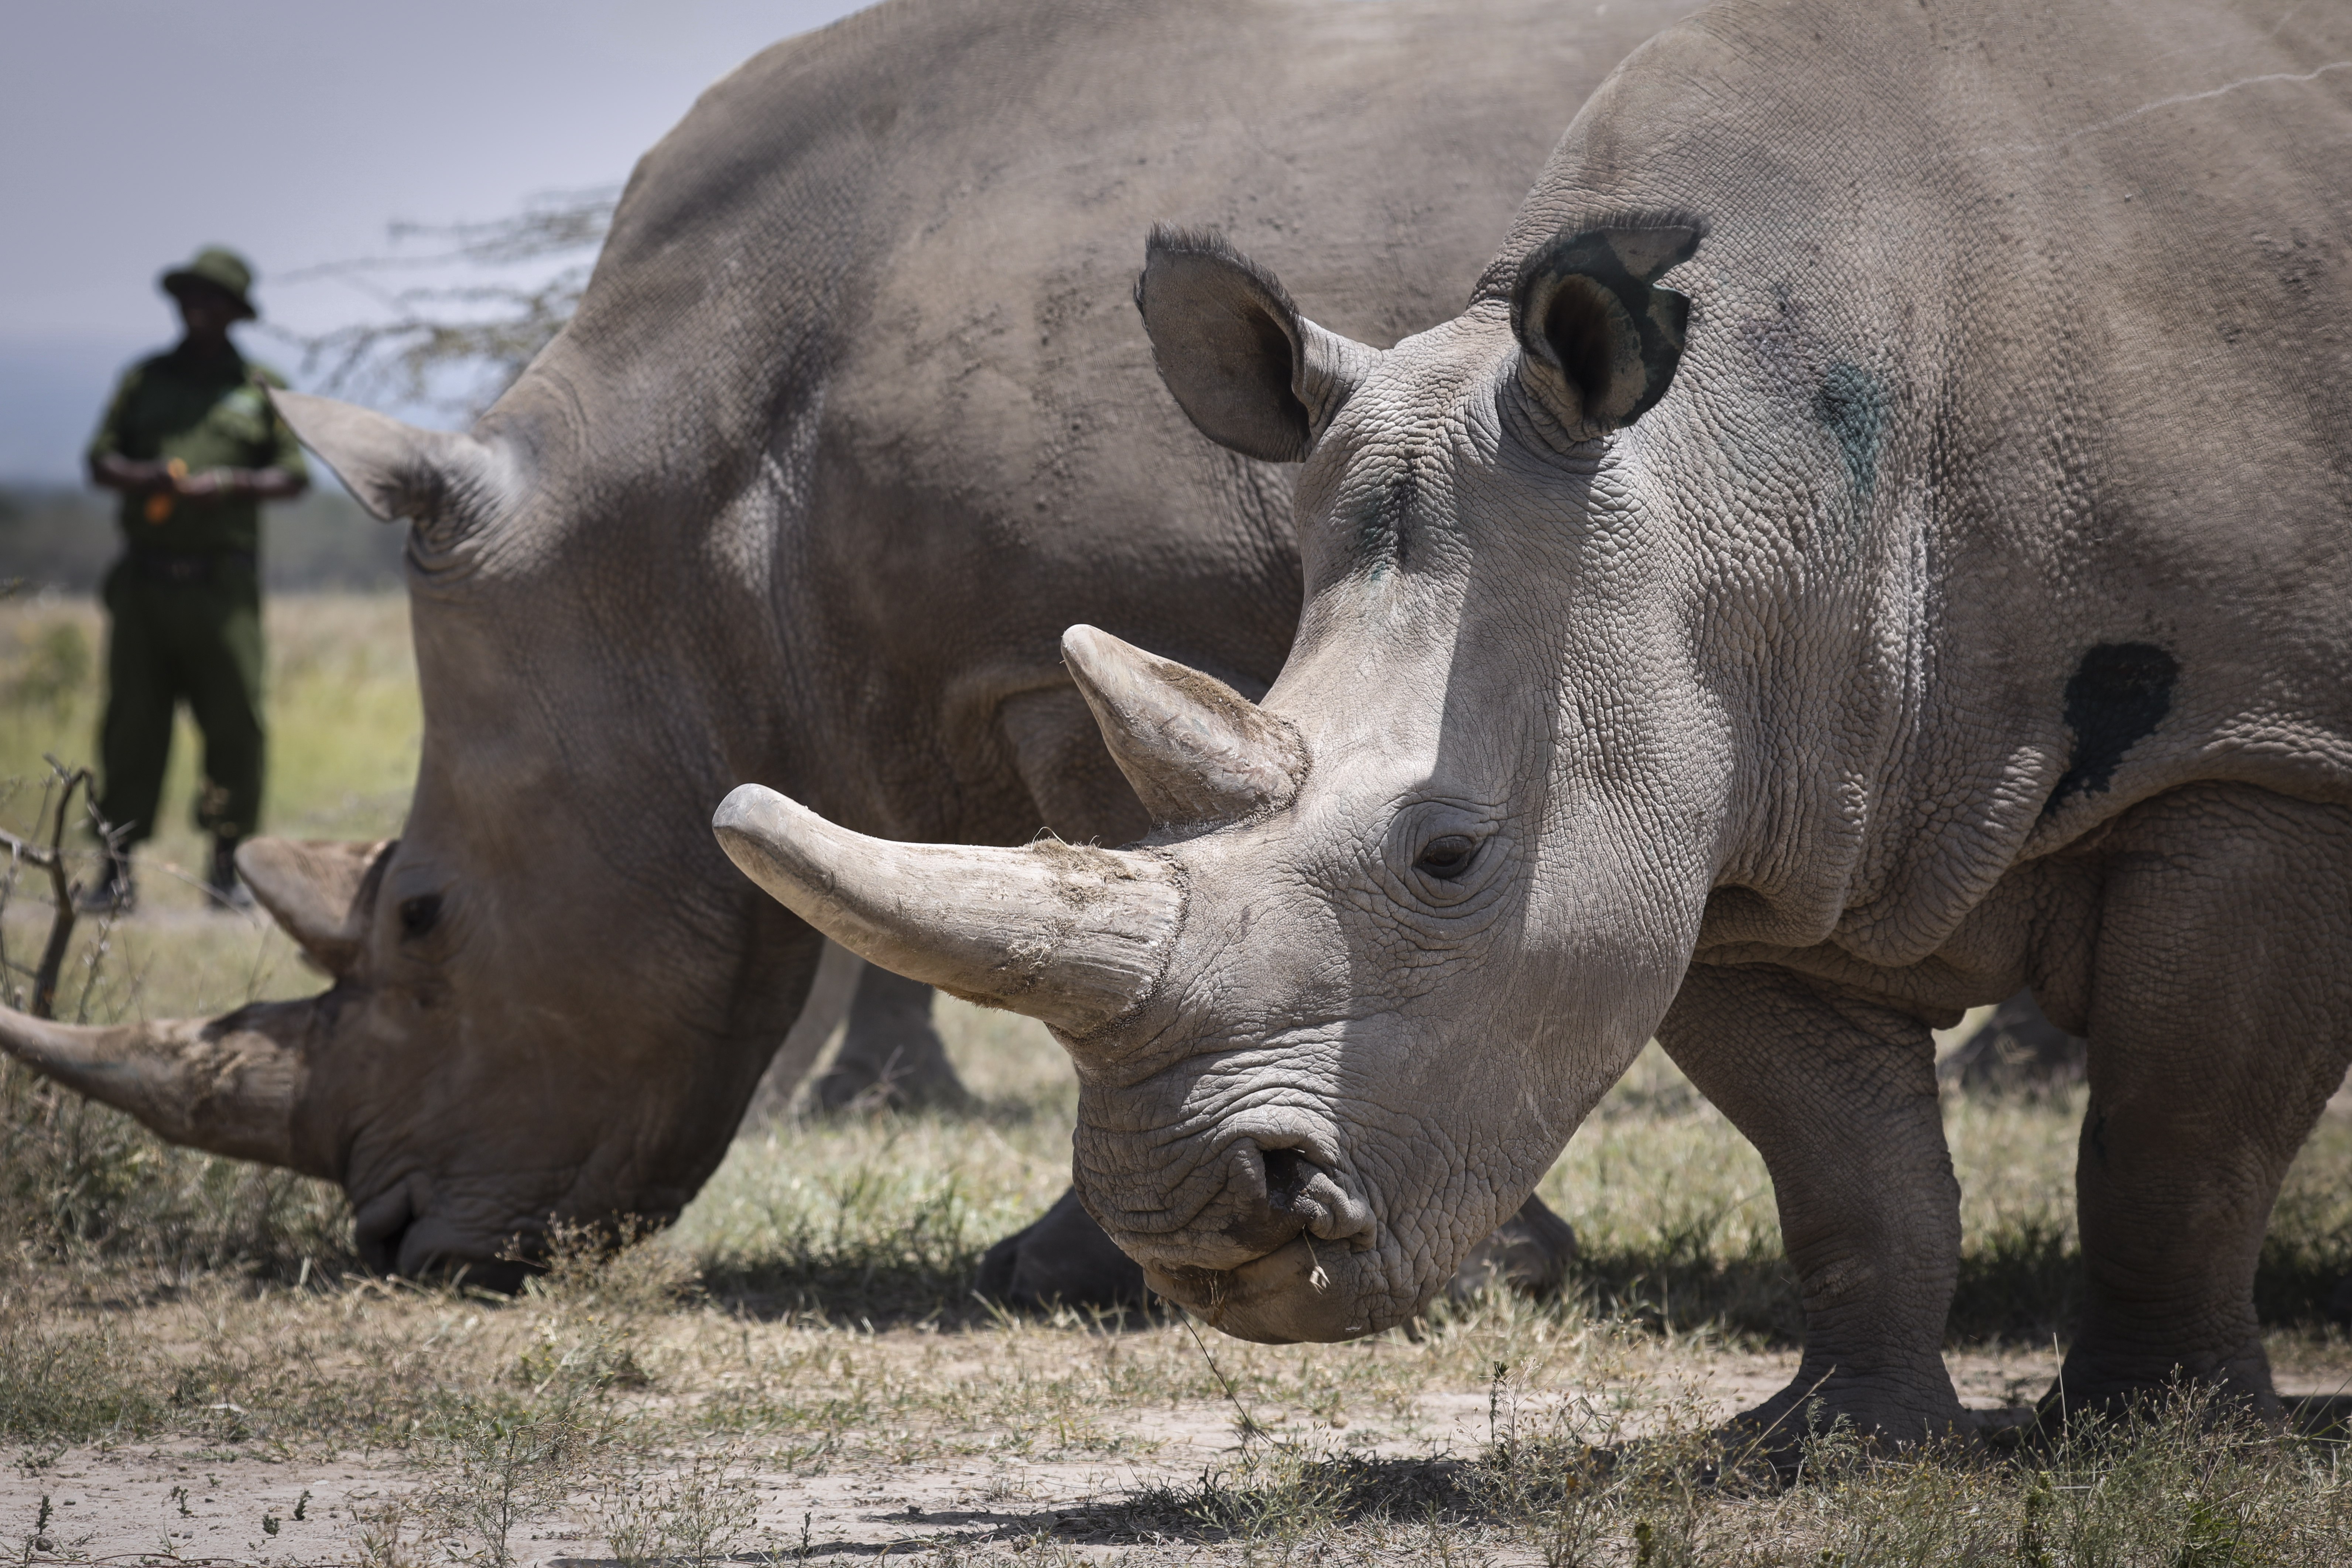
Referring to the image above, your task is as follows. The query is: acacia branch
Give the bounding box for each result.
[268,186,617,417]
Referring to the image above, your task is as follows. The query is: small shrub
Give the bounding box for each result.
[0,1308,167,1443]
[417,1394,607,1568]
[590,1448,763,1567]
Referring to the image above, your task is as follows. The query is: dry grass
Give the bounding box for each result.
[8,592,2352,1564]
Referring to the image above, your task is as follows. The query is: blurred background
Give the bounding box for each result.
[1,0,867,589]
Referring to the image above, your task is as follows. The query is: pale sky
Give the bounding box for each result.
[1,0,866,479]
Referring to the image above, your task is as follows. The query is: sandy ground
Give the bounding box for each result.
[8,1343,2347,1565]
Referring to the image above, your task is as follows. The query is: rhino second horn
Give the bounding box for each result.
[1060,624,1307,826]
[0,1004,321,1174]
[712,784,1183,1039]
[236,836,395,979]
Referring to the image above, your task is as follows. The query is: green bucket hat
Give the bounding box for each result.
[161,246,258,321]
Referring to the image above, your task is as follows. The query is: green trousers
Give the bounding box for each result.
[97,557,265,848]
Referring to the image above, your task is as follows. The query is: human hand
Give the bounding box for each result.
[169,462,245,499]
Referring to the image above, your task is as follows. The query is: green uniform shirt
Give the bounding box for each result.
[86,344,309,556]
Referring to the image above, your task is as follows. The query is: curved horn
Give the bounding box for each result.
[0,1002,325,1174]
[713,785,1182,1037]
[1061,625,1306,826]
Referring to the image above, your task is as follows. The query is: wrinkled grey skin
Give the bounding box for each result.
[735,0,2352,1440]
[0,0,1688,1285]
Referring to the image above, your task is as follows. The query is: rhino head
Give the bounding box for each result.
[0,386,818,1283]
[713,219,1740,1340]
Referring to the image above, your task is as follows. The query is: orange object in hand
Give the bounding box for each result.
[147,458,188,523]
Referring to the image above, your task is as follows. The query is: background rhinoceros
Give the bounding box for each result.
[726,0,2352,1444]
[0,0,1692,1289]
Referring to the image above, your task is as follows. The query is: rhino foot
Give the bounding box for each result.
[974,1189,1579,1313]
[975,1187,1150,1310]
[1725,1369,1972,1475]
[813,967,975,1113]
[1446,1193,1579,1300]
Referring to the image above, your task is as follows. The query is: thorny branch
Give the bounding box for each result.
[0,759,123,1019]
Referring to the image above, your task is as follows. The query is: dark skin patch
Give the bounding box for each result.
[1352,469,1416,577]
[1812,360,1888,501]
[2045,642,2179,814]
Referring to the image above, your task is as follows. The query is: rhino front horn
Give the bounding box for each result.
[712,785,1183,1039]
[1061,625,1306,827]
[0,1003,324,1174]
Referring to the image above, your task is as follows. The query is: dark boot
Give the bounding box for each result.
[207,835,253,911]
[74,855,136,916]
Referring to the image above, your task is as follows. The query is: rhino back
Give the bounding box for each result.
[1478,0,2352,970]
[497,0,1693,851]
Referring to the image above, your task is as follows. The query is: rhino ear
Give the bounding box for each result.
[1510,225,1701,441]
[268,390,509,527]
[1136,226,1372,463]
[236,838,398,979]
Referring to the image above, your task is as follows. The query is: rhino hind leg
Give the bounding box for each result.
[2049,785,2352,1425]
[813,965,975,1113]
[974,1187,1579,1313]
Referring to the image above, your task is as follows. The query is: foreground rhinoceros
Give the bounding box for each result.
[0,0,1691,1288]
[720,0,2352,1439]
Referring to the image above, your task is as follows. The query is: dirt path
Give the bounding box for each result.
[10,1345,2345,1566]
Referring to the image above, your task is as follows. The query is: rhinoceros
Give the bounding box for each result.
[717,0,2352,1440]
[0,0,1690,1292]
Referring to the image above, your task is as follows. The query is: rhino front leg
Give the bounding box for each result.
[2054,785,2352,1423]
[1658,963,1965,1449]
[812,964,974,1113]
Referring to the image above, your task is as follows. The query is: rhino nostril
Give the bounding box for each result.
[1253,1143,1374,1249]
[1262,1147,1317,1208]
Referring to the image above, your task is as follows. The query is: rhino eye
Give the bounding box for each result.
[398,894,444,940]
[1414,835,1480,881]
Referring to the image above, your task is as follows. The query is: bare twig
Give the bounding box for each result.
[264,185,618,417]
[0,760,123,1018]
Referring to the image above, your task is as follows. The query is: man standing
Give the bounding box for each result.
[81,247,308,912]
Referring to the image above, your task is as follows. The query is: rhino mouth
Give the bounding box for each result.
[1143,1236,1379,1343]
[1083,1129,1374,1269]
